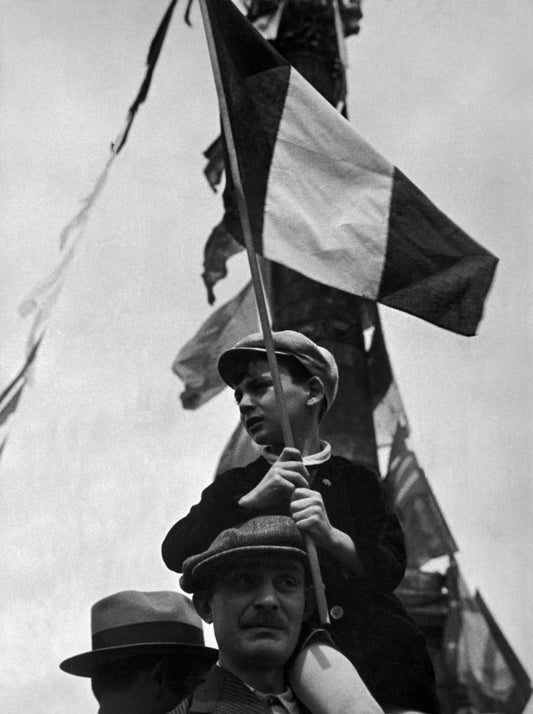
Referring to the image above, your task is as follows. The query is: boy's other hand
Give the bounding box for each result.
[238,447,309,509]
[290,488,333,548]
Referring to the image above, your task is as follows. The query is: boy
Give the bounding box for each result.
[163,330,438,714]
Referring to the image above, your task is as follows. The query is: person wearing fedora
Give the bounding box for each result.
[162,330,438,714]
[175,515,316,714]
[60,590,217,714]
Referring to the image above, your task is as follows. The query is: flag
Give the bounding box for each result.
[362,302,409,451]
[383,425,457,567]
[202,219,244,304]
[172,282,258,409]
[444,563,531,714]
[215,421,260,476]
[202,0,498,336]
[203,135,225,192]
[473,592,531,713]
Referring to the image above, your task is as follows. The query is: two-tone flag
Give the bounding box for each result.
[202,0,498,336]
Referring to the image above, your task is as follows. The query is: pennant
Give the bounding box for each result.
[383,426,457,566]
[0,384,25,428]
[0,339,42,452]
[444,563,531,714]
[202,0,498,335]
[113,0,178,154]
[19,1,177,354]
[202,219,244,304]
[172,282,258,409]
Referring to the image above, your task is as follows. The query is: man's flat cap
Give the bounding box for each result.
[180,516,308,593]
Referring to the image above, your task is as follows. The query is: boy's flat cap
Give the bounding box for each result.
[217,330,338,412]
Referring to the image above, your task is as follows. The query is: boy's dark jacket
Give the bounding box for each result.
[163,455,438,713]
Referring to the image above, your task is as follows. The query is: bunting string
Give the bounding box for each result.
[18,0,179,356]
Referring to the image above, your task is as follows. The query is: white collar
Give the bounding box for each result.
[261,440,331,466]
[249,685,300,713]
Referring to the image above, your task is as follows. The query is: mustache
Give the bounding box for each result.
[242,613,286,629]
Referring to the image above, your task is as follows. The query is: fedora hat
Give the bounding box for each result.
[60,590,217,677]
[218,330,339,413]
[180,515,309,593]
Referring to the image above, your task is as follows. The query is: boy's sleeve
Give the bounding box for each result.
[161,467,255,573]
[346,465,406,592]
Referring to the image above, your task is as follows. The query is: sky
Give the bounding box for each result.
[0,0,532,712]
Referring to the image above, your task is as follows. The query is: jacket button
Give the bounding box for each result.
[330,605,344,620]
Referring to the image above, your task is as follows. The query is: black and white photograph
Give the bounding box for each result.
[1,1,531,712]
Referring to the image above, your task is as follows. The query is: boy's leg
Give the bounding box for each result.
[290,640,384,714]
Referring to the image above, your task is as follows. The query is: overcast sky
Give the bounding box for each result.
[1,1,532,712]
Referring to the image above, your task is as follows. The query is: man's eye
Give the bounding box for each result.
[276,575,300,592]
[226,572,255,589]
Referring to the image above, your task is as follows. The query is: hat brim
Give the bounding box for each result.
[60,642,218,677]
[181,544,308,593]
[218,347,293,388]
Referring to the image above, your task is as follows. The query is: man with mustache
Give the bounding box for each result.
[174,515,315,713]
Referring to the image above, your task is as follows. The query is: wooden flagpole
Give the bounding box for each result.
[199,0,330,626]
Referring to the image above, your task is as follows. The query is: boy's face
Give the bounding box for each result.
[233,359,309,449]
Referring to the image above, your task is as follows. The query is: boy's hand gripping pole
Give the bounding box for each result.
[200,0,330,626]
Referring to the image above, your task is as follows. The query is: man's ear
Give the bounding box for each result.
[193,592,213,624]
[306,376,325,410]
